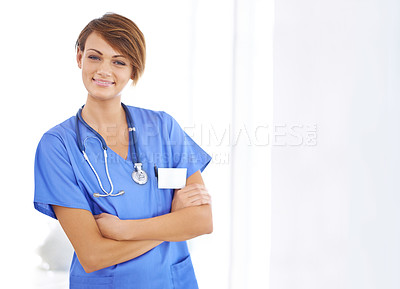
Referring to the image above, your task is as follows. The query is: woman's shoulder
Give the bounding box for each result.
[126,105,174,124]
[40,116,76,144]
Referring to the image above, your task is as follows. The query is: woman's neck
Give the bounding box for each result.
[81,96,130,159]
[81,97,126,130]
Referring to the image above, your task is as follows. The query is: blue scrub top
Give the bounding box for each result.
[34,105,211,289]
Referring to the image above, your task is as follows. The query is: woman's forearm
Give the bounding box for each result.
[121,205,213,242]
[94,172,213,243]
[119,171,213,242]
[86,238,162,273]
[53,205,162,274]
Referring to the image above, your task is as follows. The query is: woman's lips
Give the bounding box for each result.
[93,78,115,87]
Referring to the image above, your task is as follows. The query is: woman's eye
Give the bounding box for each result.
[114,61,126,66]
[88,55,100,61]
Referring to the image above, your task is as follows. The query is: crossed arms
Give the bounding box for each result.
[53,171,212,273]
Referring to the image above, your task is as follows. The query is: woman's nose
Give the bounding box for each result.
[97,62,112,77]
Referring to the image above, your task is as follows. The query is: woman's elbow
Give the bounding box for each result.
[197,205,213,235]
[77,245,110,273]
[82,264,97,274]
[202,222,213,235]
[79,253,101,273]
[204,218,213,235]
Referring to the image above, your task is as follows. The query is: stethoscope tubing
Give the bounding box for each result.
[75,103,146,197]
[76,103,140,164]
[122,103,140,165]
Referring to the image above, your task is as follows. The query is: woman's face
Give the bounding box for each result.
[77,32,132,102]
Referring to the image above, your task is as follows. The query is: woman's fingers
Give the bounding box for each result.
[179,183,206,193]
[171,183,211,211]
[176,184,208,197]
[188,192,212,205]
[179,188,209,200]
[175,187,211,206]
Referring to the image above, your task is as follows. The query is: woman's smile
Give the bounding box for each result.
[92,78,115,87]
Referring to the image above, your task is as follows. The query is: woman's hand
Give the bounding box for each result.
[94,213,126,241]
[171,183,211,212]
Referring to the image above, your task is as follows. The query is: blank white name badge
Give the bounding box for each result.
[157,168,187,189]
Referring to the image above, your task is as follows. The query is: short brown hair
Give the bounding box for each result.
[76,13,146,85]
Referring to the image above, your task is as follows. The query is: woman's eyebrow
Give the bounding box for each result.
[87,48,103,55]
[113,54,126,58]
[87,48,126,58]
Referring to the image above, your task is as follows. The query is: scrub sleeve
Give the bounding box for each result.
[34,133,92,219]
[162,111,211,177]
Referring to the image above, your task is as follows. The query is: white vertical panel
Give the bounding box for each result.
[185,1,234,288]
[229,0,274,288]
[271,0,400,288]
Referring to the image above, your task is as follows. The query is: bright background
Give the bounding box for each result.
[271,0,400,289]
[0,0,271,288]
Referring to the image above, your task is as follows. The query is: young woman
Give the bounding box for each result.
[34,13,212,289]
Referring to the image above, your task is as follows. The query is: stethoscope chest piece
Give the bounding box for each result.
[132,163,148,185]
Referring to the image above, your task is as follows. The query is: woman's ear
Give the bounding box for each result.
[76,47,83,69]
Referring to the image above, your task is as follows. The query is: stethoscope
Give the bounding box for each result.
[75,103,148,197]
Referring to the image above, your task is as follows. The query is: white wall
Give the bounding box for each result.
[271,0,400,288]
